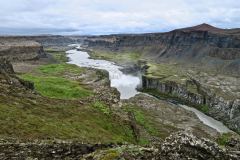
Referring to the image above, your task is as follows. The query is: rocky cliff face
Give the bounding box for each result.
[85,24,240,75]
[142,75,240,133]
[84,24,240,133]
[0,35,86,61]
[0,37,46,61]
[0,59,14,74]
[29,35,85,47]
[0,140,115,160]
[0,59,34,90]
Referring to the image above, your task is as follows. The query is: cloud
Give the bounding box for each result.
[0,0,240,35]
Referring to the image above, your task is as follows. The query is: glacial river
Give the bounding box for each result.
[66,45,231,133]
[67,45,141,99]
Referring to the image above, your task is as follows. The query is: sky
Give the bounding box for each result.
[0,0,240,35]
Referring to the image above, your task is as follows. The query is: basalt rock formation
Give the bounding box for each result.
[0,140,115,160]
[85,23,240,75]
[142,75,240,133]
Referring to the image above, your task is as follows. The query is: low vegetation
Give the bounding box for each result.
[92,101,111,115]
[146,62,187,84]
[124,105,158,136]
[19,63,92,100]
[217,133,233,146]
[20,74,92,99]
[89,50,142,64]
[46,49,69,63]
[0,102,135,143]
[123,105,177,144]
[0,50,138,144]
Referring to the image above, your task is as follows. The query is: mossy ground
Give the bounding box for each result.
[145,62,188,84]
[0,50,137,144]
[19,63,92,100]
[0,102,135,143]
[217,133,233,146]
[45,49,69,63]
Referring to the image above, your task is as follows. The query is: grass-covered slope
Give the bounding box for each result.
[0,50,136,143]
[19,64,92,100]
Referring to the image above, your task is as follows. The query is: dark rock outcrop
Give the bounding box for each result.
[142,75,240,133]
[0,59,14,74]
[0,37,46,61]
[158,131,238,160]
[0,58,34,90]
[0,140,115,160]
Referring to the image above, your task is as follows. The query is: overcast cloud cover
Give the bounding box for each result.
[0,0,240,35]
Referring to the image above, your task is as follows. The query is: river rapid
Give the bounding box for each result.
[66,45,231,133]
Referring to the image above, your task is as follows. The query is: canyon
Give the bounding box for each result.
[0,23,240,159]
[85,23,240,134]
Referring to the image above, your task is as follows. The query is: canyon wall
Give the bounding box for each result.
[85,26,240,75]
[0,37,45,61]
[142,75,240,132]
[0,35,85,61]
[84,24,240,132]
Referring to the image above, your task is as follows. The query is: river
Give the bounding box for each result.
[66,45,141,99]
[66,45,231,133]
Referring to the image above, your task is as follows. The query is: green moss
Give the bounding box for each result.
[46,50,68,63]
[92,101,111,115]
[18,63,92,100]
[199,105,209,113]
[20,74,92,99]
[145,63,187,84]
[38,63,84,75]
[217,133,232,146]
[138,138,150,145]
[123,106,158,137]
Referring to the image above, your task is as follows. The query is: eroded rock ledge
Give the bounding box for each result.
[142,75,240,133]
[0,38,46,61]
